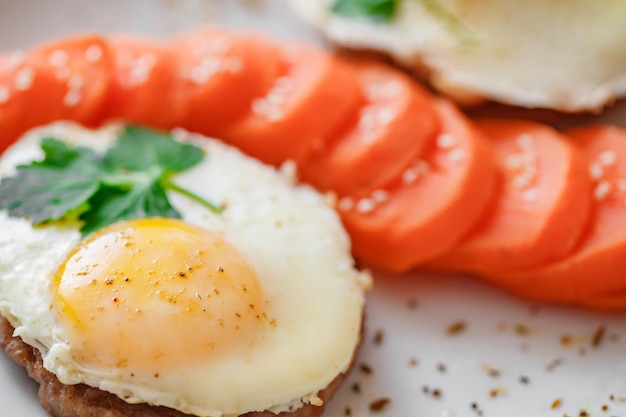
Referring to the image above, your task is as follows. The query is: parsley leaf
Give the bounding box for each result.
[332,0,398,22]
[0,126,222,235]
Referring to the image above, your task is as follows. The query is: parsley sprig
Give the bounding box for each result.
[0,126,222,235]
[332,0,476,44]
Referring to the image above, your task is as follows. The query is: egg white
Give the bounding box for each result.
[0,122,370,417]
[292,0,626,111]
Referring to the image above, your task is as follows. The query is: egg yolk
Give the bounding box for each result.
[54,218,265,372]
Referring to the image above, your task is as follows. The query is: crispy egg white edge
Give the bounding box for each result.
[292,0,626,111]
[0,122,371,417]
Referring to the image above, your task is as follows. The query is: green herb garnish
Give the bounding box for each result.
[331,0,476,44]
[0,126,222,235]
[332,0,399,22]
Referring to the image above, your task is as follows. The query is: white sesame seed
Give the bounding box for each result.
[48,50,69,67]
[14,67,34,91]
[448,148,467,164]
[337,197,354,211]
[511,169,536,189]
[505,153,525,170]
[521,188,539,203]
[371,189,389,203]
[356,198,376,214]
[617,178,626,192]
[517,133,534,150]
[67,73,84,90]
[402,167,419,185]
[9,51,25,67]
[589,162,604,180]
[63,89,82,107]
[594,180,612,201]
[85,44,103,62]
[436,133,456,149]
[598,150,618,167]
[0,86,9,104]
[376,107,395,127]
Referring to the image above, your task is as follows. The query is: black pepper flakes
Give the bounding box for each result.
[432,388,442,399]
[351,382,361,394]
[546,357,564,372]
[601,404,609,411]
[446,320,467,336]
[514,323,530,336]
[344,406,352,416]
[408,357,419,367]
[359,363,373,375]
[369,398,391,412]
[436,363,447,373]
[592,324,607,348]
[579,410,589,417]
[519,375,530,384]
[373,330,384,346]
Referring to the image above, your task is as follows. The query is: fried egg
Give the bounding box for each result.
[292,0,626,112]
[0,122,370,417]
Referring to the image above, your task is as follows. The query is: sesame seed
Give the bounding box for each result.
[68,73,84,90]
[598,150,618,166]
[63,89,81,107]
[9,51,25,67]
[521,188,539,203]
[617,178,626,192]
[356,198,376,214]
[594,180,613,201]
[337,197,354,211]
[48,49,69,67]
[14,67,34,91]
[505,153,525,170]
[0,86,9,104]
[517,133,534,150]
[589,162,604,180]
[402,167,419,184]
[371,189,389,203]
[448,148,467,164]
[436,133,456,149]
[85,44,103,62]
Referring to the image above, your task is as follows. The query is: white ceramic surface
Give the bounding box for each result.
[1,2,626,417]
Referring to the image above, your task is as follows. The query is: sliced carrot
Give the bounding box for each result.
[428,120,592,273]
[481,126,626,303]
[168,29,283,138]
[0,51,31,152]
[215,43,361,166]
[298,60,440,195]
[25,35,113,127]
[103,36,184,130]
[339,99,497,273]
[0,35,112,152]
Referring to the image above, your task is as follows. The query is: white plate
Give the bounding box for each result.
[2,2,626,417]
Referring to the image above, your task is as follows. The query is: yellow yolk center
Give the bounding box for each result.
[54,218,265,372]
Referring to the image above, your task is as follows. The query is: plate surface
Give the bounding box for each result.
[2,1,626,417]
